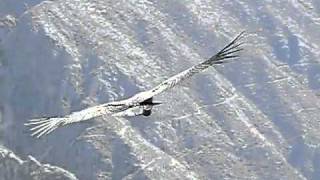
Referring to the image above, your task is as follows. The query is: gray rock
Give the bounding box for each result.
[0,147,78,180]
[0,0,320,179]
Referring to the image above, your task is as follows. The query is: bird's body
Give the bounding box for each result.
[25,32,246,138]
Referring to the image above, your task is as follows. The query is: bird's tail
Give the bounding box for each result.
[24,116,68,138]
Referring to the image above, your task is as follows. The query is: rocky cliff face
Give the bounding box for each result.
[0,147,77,180]
[0,0,320,179]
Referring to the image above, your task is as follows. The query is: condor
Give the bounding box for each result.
[25,31,246,138]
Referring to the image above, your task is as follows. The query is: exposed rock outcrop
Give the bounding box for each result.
[0,0,319,179]
[0,147,78,180]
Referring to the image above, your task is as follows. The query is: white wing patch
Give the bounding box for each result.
[25,103,128,138]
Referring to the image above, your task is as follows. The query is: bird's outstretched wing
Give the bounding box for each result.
[126,31,246,104]
[25,31,245,138]
[25,102,127,138]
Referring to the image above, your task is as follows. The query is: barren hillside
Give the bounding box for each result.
[0,0,320,179]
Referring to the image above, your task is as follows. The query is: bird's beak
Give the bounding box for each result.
[151,101,162,106]
[139,101,162,106]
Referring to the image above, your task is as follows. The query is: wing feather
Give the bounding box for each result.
[128,31,246,104]
[25,103,113,138]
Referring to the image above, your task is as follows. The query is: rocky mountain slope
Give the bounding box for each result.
[0,146,77,180]
[0,0,320,179]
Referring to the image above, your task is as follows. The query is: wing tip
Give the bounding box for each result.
[213,31,247,64]
[25,117,65,138]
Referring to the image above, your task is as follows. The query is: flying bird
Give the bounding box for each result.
[25,31,246,138]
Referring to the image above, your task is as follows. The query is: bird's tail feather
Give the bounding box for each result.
[24,116,68,138]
